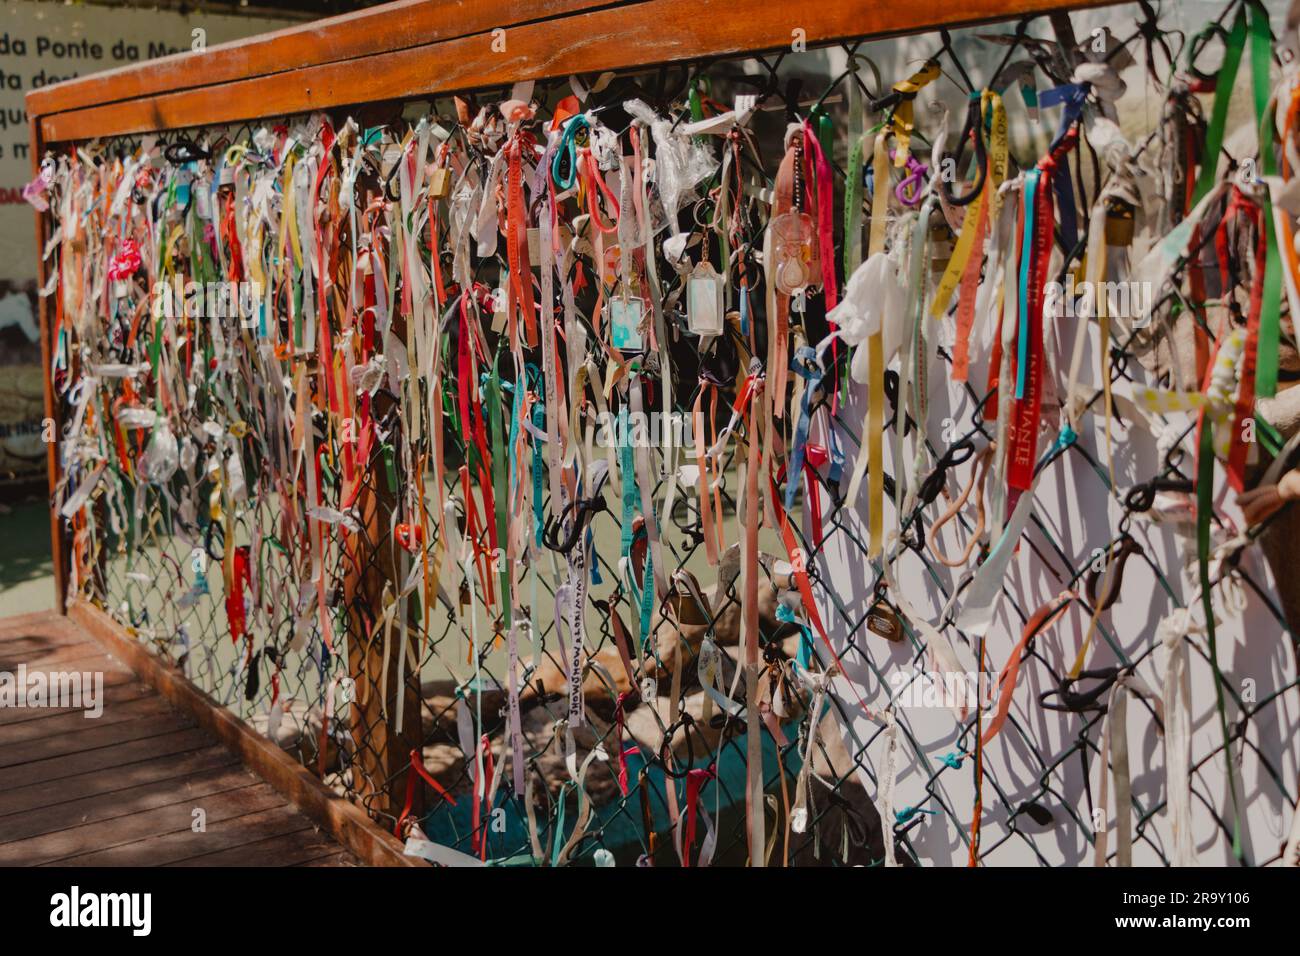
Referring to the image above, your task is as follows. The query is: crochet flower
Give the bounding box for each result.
[107,239,143,282]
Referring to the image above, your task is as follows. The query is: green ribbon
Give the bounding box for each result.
[1192,2,1281,397]
[1249,0,1282,398]
[1190,8,1246,209]
[844,135,865,281]
[815,109,834,168]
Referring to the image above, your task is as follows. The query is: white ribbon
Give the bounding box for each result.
[1159,610,1198,867]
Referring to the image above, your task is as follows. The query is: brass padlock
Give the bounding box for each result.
[1104,198,1135,247]
[428,166,451,200]
[866,585,905,642]
[668,570,712,626]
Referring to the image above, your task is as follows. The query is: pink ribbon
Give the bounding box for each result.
[801,121,838,310]
[682,764,716,867]
[802,444,829,547]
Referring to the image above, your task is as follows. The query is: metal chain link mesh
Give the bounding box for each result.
[48,1,1300,867]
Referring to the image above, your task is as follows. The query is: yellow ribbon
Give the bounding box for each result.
[930,91,1005,320]
[866,133,891,556]
[890,61,942,167]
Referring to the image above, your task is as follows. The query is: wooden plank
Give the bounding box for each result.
[0,643,128,671]
[0,691,172,745]
[0,647,107,675]
[0,677,150,728]
[0,710,193,769]
[0,725,211,791]
[0,628,97,655]
[0,763,257,844]
[0,632,62,650]
[27,0,626,117]
[69,601,425,867]
[0,637,105,669]
[32,0,1119,142]
[2,782,287,866]
[0,658,131,702]
[50,803,311,866]
[7,653,127,676]
[0,611,76,638]
[167,826,352,867]
[0,744,236,818]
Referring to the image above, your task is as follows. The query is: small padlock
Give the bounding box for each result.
[1104,198,1135,247]
[668,570,711,626]
[867,586,905,642]
[428,165,451,200]
[867,605,904,642]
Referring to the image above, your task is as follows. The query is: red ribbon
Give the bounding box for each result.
[225,544,252,644]
[505,130,538,348]
[952,198,989,382]
[801,121,837,310]
[682,764,716,867]
[801,443,829,547]
[614,691,643,797]
[1008,136,1074,496]
[471,733,494,860]
[394,746,458,839]
[1214,187,1265,492]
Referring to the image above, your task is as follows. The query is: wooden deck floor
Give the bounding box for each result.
[0,611,358,867]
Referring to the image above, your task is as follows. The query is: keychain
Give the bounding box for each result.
[770,209,819,294]
[687,259,725,336]
[609,286,646,352]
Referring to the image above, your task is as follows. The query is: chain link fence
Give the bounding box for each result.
[46,0,1300,867]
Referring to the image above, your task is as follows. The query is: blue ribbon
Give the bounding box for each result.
[784,346,824,512]
[1038,82,1088,248]
[1015,169,1040,401]
[551,115,590,191]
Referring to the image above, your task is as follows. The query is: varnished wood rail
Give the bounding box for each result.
[28,0,1118,143]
